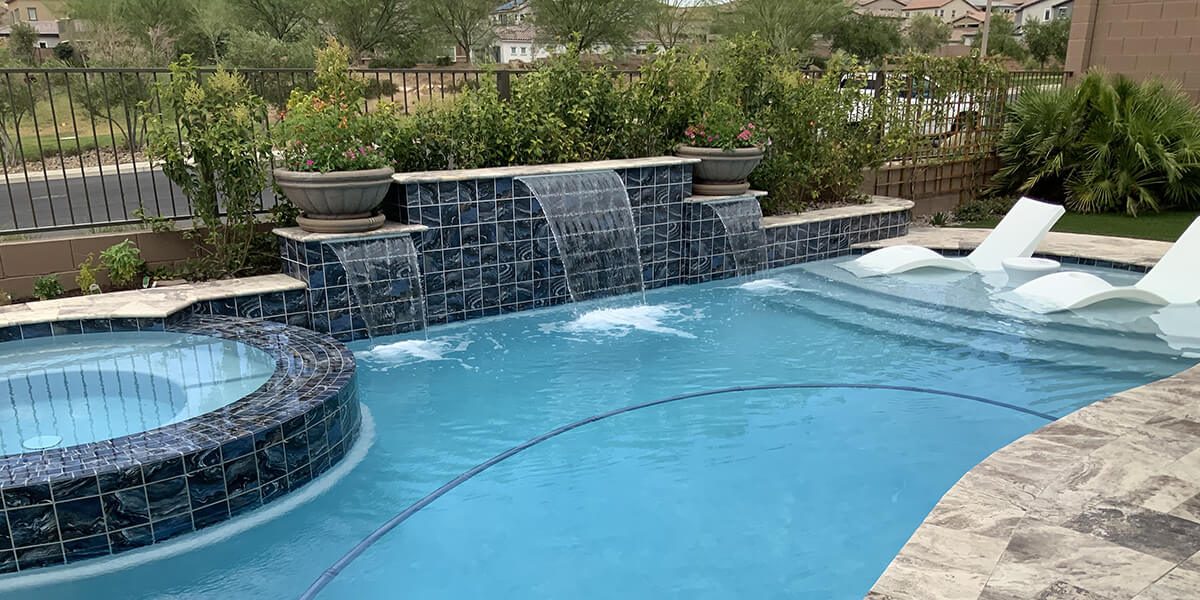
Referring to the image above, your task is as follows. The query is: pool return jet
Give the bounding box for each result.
[1007,216,1200,313]
[838,197,1066,278]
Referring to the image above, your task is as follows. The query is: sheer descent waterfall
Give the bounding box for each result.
[709,199,767,276]
[517,171,645,302]
[330,236,427,337]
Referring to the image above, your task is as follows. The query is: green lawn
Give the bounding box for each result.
[957,210,1200,242]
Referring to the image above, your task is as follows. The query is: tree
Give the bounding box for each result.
[905,13,950,53]
[7,22,39,65]
[530,0,658,53]
[1023,17,1069,67]
[649,0,715,50]
[418,0,496,62]
[322,0,420,59]
[188,0,235,62]
[985,15,1026,61]
[0,53,39,165]
[720,0,850,54]
[228,0,317,42]
[826,14,903,65]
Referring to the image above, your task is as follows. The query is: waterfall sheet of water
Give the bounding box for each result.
[331,236,427,338]
[516,171,646,302]
[709,199,767,276]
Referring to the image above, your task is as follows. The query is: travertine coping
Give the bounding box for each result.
[0,274,305,329]
[763,196,913,228]
[863,228,1200,600]
[684,190,770,204]
[391,156,699,184]
[273,221,427,243]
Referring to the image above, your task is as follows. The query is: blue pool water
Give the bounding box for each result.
[0,333,275,455]
[13,261,1200,599]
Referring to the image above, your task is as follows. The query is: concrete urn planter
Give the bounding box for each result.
[274,167,394,233]
[675,145,764,196]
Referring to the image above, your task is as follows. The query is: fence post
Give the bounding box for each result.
[496,69,512,102]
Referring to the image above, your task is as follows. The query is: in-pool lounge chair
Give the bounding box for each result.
[839,197,1066,278]
[1009,216,1200,313]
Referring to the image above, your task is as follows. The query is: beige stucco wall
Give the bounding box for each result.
[1066,0,1200,101]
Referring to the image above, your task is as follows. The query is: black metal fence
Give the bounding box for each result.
[0,66,1065,235]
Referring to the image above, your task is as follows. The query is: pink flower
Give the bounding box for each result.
[305,159,314,167]
[737,130,752,142]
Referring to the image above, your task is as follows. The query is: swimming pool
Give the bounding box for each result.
[14,260,1200,599]
[0,332,275,455]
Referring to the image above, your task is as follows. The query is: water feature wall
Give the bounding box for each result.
[329,237,426,338]
[279,225,428,341]
[387,159,690,326]
[684,197,767,282]
[273,158,912,340]
[515,172,644,302]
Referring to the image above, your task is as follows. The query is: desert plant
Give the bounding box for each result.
[33,275,64,301]
[77,254,102,294]
[993,71,1200,216]
[99,240,145,289]
[930,211,950,226]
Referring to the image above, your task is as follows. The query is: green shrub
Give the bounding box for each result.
[76,253,101,294]
[993,70,1200,216]
[623,48,709,157]
[100,240,145,289]
[146,56,274,279]
[682,101,767,150]
[33,275,64,301]
[753,66,893,214]
[508,54,631,165]
[0,289,11,306]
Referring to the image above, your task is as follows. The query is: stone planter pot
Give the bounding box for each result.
[274,167,395,233]
[675,145,764,196]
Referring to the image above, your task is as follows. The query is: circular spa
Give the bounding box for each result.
[0,316,360,573]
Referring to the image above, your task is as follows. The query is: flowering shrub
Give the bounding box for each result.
[682,102,767,151]
[275,40,390,172]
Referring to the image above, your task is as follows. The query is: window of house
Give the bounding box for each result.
[951,9,956,17]
[1044,9,1051,19]
[27,7,37,21]
[38,42,46,48]
[1056,7,1067,16]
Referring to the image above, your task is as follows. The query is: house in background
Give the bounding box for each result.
[1016,0,1073,27]
[903,0,979,22]
[949,10,986,44]
[491,0,532,26]
[0,0,65,49]
[856,0,909,18]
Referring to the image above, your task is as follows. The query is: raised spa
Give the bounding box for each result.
[0,317,360,573]
[0,332,275,455]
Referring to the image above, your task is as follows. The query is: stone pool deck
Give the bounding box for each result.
[862,228,1200,600]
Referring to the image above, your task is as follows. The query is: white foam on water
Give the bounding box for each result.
[737,279,800,293]
[358,337,473,368]
[543,304,698,339]
[0,404,377,593]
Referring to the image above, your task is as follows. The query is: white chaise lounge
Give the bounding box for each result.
[1009,216,1200,313]
[839,197,1066,278]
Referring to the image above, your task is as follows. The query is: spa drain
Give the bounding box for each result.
[22,435,62,450]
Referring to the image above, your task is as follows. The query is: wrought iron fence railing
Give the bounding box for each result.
[0,66,1064,235]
